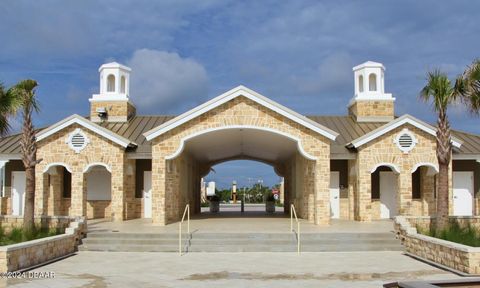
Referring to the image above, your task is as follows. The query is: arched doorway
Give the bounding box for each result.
[163,127,318,224]
[42,163,72,216]
[411,164,438,216]
[201,159,284,217]
[370,164,400,219]
[84,164,112,219]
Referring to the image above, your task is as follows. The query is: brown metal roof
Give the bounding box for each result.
[0,114,479,158]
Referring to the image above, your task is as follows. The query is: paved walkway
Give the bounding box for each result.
[87,204,395,234]
[5,251,459,288]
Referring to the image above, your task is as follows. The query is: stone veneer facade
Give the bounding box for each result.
[90,100,136,122]
[348,100,394,121]
[0,81,477,228]
[354,124,444,221]
[151,96,331,225]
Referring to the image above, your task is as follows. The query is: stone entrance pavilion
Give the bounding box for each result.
[0,61,479,226]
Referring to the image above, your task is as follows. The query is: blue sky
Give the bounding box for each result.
[1,1,479,189]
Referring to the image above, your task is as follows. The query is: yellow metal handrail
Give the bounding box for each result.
[290,204,300,254]
[179,204,190,255]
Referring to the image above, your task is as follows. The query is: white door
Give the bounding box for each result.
[330,171,340,219]
[143,171,152,218]
[453,171,474,216]
[380,171,397,219]
[12,171,26,216]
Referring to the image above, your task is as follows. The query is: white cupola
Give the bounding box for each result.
[352,61,393,101]
[89,62,136,122]
[93,62,131,101]
[348,61,395,122]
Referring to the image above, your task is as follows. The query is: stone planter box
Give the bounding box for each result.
[0,217,86,272]
[265,201,275,213]
[395,216,480,275]
[209,201,220,213]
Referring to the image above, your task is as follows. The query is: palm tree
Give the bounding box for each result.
[420,70,463,231]
[459,59,480,114]
[7,80,40,230]
[0,82,22,136]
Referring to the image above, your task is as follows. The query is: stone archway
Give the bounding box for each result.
[146,92,335,226]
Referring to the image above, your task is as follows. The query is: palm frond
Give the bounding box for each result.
[460,59,480,114]
[419,70,455,113]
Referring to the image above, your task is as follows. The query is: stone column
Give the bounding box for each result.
[111,159,126,222]
[355,159,372,221]
[314,160,330,226]
[348,159,356,220]
[34,169,46,216]
[152,156,167,225]
[70,171,86,217]
[421,167,436,216]
[398,171,412,215]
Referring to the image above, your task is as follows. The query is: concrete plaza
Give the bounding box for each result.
[4,251,459,288]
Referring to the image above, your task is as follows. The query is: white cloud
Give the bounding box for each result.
[126,49,209,114]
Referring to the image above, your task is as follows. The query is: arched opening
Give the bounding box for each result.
[107,74,115,92]
[371,164,399,219]
[84,164,112,219]
[43,164,72,216]
[164,127,317,224]
[369,73,377,91]
[411,164,438,216]
[358,75,364,92]
[120,76,126,93]
[201,160,284,218]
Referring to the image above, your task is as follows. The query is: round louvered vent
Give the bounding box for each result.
[395,129,417,153]
[67,128,89,153]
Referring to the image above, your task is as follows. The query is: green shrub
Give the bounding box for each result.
[0,224,64,246]
[418,221,480,247]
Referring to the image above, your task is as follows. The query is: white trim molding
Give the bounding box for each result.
[410,163,439,174]
[348,114,462,149]
[83,162,112,173]
[42,162,73,174]
[165,125,318,161]
[36,114,135,148]
[370,163,401,174]
[144,85,339,141]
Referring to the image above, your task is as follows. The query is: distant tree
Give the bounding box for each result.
[420,70,463,230]
[7,80,40,230]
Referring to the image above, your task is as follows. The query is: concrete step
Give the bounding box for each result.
[82,238,180,245]
[79,231,403,252]
[86,233,182,239]
[78,243,180,252]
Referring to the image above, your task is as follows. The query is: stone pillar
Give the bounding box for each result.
[355,167,372,221]
[47,168,63,216]
[34,170,46,216]
[421,167,436,216]
[70,171,86,217]
[398,171,412,215]
[111,160,126,222]
[152,156,167,225]
[348,159,356,220]
[314,160,330,226]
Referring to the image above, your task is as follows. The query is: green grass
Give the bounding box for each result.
[0,225,64,246]
[417,221,480,247]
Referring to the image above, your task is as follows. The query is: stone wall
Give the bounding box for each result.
[0,217,86,272]
[86,201,111,219]
[90,100,136,122]
[395,216,480,274]
[36,123,128,221]
[355,124,442,221]
[151,96,331,225]
[348,100,394,121]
